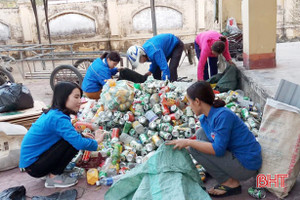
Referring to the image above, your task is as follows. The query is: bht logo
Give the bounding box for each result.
[256,174,288,188]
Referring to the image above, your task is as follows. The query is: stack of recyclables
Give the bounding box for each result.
[216,89,262,137]
[69,76,262,186]
[100,79,135,111]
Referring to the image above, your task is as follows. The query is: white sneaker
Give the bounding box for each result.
[45,174,78,188]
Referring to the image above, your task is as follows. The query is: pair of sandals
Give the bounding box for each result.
[207,184,242,198]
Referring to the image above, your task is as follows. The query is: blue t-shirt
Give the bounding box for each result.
[142,33,179,80]
[200,106,262,170]
[81,58,118,93]
[19,109,98,168]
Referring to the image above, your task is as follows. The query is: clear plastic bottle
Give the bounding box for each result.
[101,157,112,173]
[98,174,123,186]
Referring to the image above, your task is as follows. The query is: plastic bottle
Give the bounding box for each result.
[97,174,123,186]
[119,133,136,145]
[107,163,119,177]
[111,143,122,165]
[87,168,99,185]
[81,100,95,120]
[101,157,112,173]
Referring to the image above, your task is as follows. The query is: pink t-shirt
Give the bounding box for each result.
[195,31,231,80]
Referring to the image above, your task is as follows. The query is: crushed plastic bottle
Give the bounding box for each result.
[97,174,123,186]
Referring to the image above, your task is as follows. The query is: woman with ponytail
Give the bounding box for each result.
[194,31,234,80]
[166,81,262,198]
[82,51,121,99]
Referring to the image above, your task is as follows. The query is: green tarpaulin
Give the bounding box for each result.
[105,144,211,200]
[207,64,239,93]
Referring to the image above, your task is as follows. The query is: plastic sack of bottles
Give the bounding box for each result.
[100,80,135,111]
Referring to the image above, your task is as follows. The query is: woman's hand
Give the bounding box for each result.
[165,139,190,150]
[228,59,235,65]
[82,131,95,139]
[95,129,106,144]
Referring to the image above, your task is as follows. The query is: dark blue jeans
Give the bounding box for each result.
[194,41,218,80]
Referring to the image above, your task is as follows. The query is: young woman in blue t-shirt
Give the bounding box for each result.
[81,51,121,99]
[20,82,105,188]
[166,81,262,198]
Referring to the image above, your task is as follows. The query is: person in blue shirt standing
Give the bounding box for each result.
[166,81,262,198]
[127,33,184,82]
[81,51,121,99]
[20,82,105,188]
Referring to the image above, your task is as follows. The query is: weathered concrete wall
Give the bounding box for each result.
[0,3,23,44]
[277,0,300,41]
[3,0,299,50]
[0,0,218,50]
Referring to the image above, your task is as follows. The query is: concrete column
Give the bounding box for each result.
[197,0,206,30]
[107,0,120,36]
[242,0,277,69]
[19,3,34,43]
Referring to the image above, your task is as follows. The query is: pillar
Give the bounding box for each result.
[19,3,35,43]
[242,0,277,69]
[107,0,120,36]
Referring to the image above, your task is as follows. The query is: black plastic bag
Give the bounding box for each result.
[118,68,147,83]
[0,83,34,113]
[32,189,77,200]
[0,186,26,200]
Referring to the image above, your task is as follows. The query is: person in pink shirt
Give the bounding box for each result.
[195,31,234,80]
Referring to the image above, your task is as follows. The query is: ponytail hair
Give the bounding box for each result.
[212,99,226,108]
[211,36,227,54]
[101,51,121,62]
[187,81,225,108]
[100,52,109,59]
[219,36,227,42]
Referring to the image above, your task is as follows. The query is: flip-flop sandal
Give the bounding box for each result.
[209,184,242,198]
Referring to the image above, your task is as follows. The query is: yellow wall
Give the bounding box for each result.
[242,0,277,55]
[221,0,242,31]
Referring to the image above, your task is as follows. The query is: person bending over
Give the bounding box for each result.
[127,33,184,82]
[195,31,234,80]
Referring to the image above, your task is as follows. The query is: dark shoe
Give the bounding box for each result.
[209,184,242,198]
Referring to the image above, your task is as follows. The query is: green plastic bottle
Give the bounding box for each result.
[111,143,122,165]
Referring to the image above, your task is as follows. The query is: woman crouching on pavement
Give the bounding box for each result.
[19,82,105,188]
[166,81,262,198]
